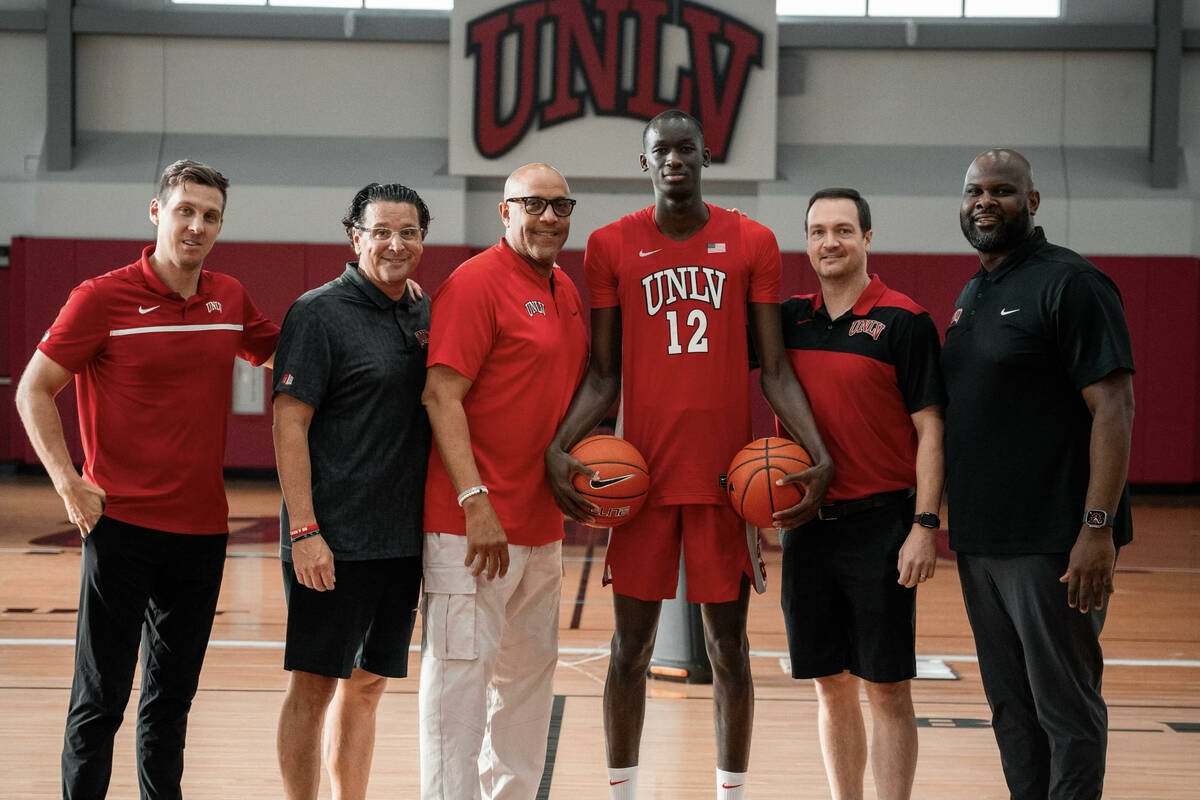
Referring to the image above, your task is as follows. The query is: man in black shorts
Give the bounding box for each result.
[944,149,1134,799]
[779,188,945,800]
[273,183,432,799]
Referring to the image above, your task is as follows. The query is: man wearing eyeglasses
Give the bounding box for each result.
[272,183,432,799]
[545,110,832,800]
[418,163,588,800]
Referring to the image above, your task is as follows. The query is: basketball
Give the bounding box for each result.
[570,435,651,528]
[725,437,813,528]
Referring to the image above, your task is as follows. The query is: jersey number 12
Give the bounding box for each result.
[665,309,709,354]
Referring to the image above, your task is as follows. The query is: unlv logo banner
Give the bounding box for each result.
[449,0,778,179]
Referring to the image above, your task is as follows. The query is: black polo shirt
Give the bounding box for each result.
[274,263,432,561]
[941,228,1134,554]
[779,274,946,501]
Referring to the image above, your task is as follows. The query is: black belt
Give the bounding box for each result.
[817,488,915,522]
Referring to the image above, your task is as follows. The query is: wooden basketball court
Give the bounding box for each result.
[2,474,1197,799]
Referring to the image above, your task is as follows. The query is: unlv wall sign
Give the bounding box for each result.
[449,0,778,180]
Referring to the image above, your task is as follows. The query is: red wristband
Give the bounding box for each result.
[289,523,320,541]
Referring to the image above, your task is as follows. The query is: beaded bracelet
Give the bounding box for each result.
[456,485,489,507]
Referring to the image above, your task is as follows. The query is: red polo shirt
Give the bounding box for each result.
[423,239,588,546]
[38,245,279,533]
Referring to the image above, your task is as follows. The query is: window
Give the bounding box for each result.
[776,0,1060,17]
[172,0,452,8]
[169,0,1059,16]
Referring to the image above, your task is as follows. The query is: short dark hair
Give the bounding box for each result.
[341,183,432,242]
[158,159,229,209]
[642,109,705,150]
[806,187,871,233]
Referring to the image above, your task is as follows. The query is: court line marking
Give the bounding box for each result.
[2,639,1197,668]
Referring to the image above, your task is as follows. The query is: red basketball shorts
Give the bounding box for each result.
[602,503,749,603]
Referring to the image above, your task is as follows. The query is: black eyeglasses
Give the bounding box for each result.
[504,196,577,217]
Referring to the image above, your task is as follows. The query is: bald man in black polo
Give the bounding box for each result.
[942,149,1135,800]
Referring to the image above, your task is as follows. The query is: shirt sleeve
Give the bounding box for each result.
[427,266,497,381]
[238,286,280,366]
[1054,270,1136,390]
[272,298,332,410]
[893,310,948,414]
[37,281,108,373]
[745,220,782,305]
[584,227,620,309]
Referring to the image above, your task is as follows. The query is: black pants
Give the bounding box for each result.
[62,516,227,800]
[957,553,1108,800]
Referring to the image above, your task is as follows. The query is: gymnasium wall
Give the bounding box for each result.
[4,6,1200,483]
[6,237,1199,484]
[1,35,1199,254]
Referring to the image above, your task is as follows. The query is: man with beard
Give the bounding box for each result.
[942,149,1135,800]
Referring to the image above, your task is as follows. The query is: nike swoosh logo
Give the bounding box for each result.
[1000,308,1019,316]
[639,248,662,257]
[590,474,634,490]
[721,784,743,789]
[609,779,629,786]
[138,305,160,314]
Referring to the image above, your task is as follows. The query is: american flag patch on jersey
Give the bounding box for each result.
[708,242,726,253]
[281,374,295,386]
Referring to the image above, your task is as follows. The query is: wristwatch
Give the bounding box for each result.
[1083,509,1112,528]
[913,512,940,530]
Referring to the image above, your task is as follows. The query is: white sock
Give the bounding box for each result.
[717,768,747,799]
[607,765,638,799]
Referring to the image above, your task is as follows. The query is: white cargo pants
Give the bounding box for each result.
[419,532,562,800]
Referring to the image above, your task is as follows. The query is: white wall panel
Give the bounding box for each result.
[1067,198,1196,255]
[1185,0,1200,28]
[777,51,1065,147]
[162,40,450,139]
[33,182,154,239]
[0,33,46,181]
[0,182,37,242]
[1180,54,1200,158]
[76,36,165,132]
[1062,52,1152,147]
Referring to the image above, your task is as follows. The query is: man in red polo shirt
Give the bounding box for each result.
[15,160,278,800]
[418,163,588,800]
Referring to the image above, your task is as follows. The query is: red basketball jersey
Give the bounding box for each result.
[585,205,781,506]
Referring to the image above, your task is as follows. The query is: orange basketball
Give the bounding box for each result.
[725,437,812,528]
[570,435,650,528]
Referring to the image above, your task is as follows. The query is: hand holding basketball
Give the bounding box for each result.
[545,443,603,523]
[568,435,650,528]
[725,437,814,529]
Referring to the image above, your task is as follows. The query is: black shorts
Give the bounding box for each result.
[281,556,422,679]
[779,495,916,683]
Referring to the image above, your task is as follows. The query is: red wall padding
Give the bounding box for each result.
[6,238,1198,483]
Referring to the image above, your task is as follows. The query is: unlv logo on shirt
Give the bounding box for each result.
[465,0,764,162]
[849,319,886,340]
[642,266,727,316]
